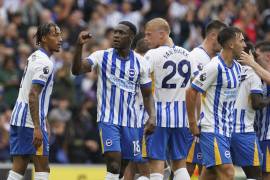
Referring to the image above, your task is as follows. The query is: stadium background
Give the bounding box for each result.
[0,0,269,179]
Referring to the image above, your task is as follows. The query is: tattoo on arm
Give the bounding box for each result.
[72,44,92,75]
[29,84,43,128]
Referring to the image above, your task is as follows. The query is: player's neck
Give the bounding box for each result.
[220,49,234,67]
[39,45,52,57]
[202,40,215,58]
[115,48,130,59]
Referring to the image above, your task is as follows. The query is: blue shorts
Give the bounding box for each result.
[146,127,189,160]
[186,131,203,165]
[200,132,232,168]
[231,132,262,167]
[10,125,49,156]
[98,122,142,161]
[259,140,270,172]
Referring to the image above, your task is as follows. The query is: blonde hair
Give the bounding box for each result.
[145,18,170,34]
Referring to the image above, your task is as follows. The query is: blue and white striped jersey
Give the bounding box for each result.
[233,67,263,133]
[191,54,242,137]
[87,48,151,128]
[10,48,55,132]
[256,82,270,141]
[190,46,211,79]
[144,45,190,128]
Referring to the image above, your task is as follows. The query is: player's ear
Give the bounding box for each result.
[41,36,47,43]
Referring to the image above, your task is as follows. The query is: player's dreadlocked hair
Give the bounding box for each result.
[34,23,58,46]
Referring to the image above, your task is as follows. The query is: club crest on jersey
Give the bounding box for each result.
[225,151,231,158]
[43,66,49,74]
[129,69,136,78]
[106,139,113,146]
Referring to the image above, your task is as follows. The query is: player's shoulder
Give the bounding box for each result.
[133,51,144,61]
[190,47,208,58]
[91,49,110,57]
[133,51,150,67]
[173,45,189,56]
[208,55,220,66]
[30,49,53,66]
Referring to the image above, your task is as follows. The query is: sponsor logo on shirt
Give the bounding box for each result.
[109,75,136,93]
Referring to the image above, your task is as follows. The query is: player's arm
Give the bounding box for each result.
[187,62,218,136]
[239,51,270,84]
[29,83,43,148]
[251,94,270,110]
[186,87,200,136]
[141,86,156,135]
[72,31,92,75]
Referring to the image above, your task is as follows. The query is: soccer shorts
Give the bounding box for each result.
[10,125,49,156]
[200,132,232,168]
[231,132,262,167]
[259,140,270,172]
[146,127,189,160]
[98,122,142,162]
[186,130,203,165]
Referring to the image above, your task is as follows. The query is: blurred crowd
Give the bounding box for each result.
[0,0,270,164]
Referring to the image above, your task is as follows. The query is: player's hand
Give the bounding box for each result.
[144,116,156,135]
[77,31,92,45]
[238,51,255,66]
[33,127,43,149]
[190,124,200,137]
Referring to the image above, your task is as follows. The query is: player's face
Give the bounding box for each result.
[46,26,62,52]
[112,24,132,49]
[144,26,161,49]
[256,49,270,67]
[232,33,246,59]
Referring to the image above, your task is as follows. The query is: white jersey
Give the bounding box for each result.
[191,54,242,137]
[190,46,211,79]
[144,45,190,128]
[87,48,151,128]
[256,82,270,140]
[10,49,55,131]
[233,67,263,133]
[136,91,148,126]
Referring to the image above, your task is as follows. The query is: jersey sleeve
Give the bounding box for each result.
[31,61,53,86]
[189,53,199,79]
[249,71,263,94]
[191,61,218,93]
[144,50,155,73]
[86,50,104,69]
[139,58,152,88]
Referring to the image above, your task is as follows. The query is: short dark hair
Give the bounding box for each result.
[205,20,227,36]
[217,27,242,47]
[34,23,58,45]
[119,21,137,35]
[255,41,270,52]
[135,39,149,55]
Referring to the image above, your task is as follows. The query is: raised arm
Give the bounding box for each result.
[239,51,270,85]
[186,87,200,136]
[72,31,93,75]
[141,86,156,135]
[29,84,43,148]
